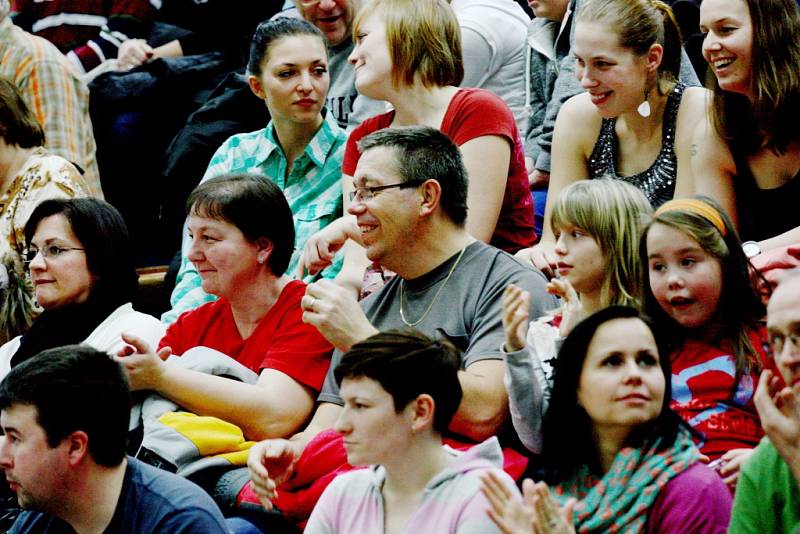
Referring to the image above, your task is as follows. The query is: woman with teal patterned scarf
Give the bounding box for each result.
[483,306,732,533]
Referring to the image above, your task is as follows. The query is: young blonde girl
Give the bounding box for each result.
[502,178,652,453]
[641,196,771,487]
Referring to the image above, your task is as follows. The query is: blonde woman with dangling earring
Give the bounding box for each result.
[517,0,713,277]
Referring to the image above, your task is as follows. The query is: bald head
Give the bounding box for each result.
[767,272,800,387]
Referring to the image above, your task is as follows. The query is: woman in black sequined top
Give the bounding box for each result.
[517,0,711,278]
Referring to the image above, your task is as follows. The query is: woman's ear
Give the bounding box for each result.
[410,393,435,433]
[248,75,267,100]
[254,237,273,266]
[646,43,664,75]
[418,180,442,218]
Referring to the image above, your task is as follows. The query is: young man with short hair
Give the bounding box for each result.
[0,345,229,533]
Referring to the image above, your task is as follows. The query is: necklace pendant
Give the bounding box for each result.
[398,246,468,328]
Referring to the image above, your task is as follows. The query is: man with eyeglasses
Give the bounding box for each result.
[728,271,800,534]
[242,126,555,520]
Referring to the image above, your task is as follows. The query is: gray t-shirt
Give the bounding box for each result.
[318,241,558,404]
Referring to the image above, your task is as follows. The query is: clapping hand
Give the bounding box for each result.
[115,333,171,391]
[246,439,303,510]
[482,473,577,534]
[546,278,582,338]
[515,243,557,279]
[301,279,377,351]
[503,284,531,353]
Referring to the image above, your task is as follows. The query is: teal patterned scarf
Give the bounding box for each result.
[554,427,701,533]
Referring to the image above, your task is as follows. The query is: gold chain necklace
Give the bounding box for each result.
[399,246,467,328]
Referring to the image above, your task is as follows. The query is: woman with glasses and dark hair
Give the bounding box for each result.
[0,77,91,342]
[0,197,165,379]
[483,306,732,533]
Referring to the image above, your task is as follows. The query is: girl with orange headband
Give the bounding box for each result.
[640,195,773,489]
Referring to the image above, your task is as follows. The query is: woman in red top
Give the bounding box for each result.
[298,0,535,290]
[117,174,333,441]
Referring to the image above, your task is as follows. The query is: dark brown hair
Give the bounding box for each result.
[709,0,800,155]
[335,329,463,434]
[0,77,44,148]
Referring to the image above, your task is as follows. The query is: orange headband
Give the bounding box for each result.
[654,198,727,236]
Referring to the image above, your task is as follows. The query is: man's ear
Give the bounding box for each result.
[410,394,435,433]
[255,237,274,266]
[248,75,267,100]
[418,180,442,218]
[64,431,90,467]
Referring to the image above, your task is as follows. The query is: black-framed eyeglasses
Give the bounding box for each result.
[22,245,85,268]
[349,181,422,203]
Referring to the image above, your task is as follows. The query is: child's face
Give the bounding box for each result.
[646,223,723,329]
[553,223,605,295]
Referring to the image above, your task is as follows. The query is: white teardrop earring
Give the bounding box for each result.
[637,87,651,118]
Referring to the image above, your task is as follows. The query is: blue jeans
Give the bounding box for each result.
[226,517,263,534]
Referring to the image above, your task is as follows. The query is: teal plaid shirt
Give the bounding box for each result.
[163,111,346,323]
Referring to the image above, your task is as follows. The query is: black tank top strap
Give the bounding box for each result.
[660,82,686,153]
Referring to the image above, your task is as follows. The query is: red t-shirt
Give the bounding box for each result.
[342,88,536,253]
[159,280,332,393]
[669,328,774,459]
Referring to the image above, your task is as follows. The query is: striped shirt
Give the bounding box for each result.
[0,17,102,198]
[11,0,155,73]
[163,111,346,324]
